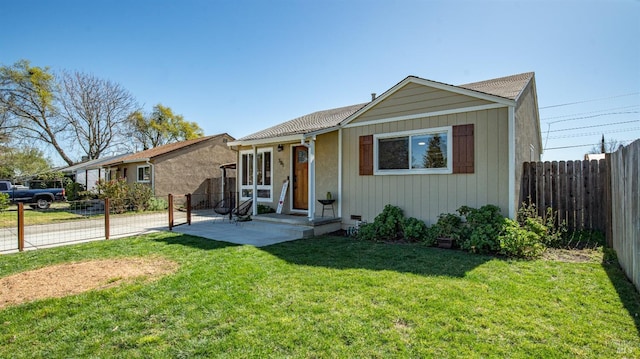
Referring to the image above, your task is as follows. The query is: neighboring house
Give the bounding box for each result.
[101,134,236,201]
[585,153,606,161]
[59,154,131,191]
[228,73,542,228]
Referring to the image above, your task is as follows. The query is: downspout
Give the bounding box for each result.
[337,128,343,218]
[146,160,155,195]
[252,145,258,216]
[508,106,516,219]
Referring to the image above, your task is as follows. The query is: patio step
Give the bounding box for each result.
[240,220,315,239]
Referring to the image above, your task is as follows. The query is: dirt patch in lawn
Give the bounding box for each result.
[0,257,178,309]
[542,248,603,263]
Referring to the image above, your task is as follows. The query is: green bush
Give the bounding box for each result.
[129,183,153,211]
[147,197,168,211]
[0,193,9,211]
[64,182,87,201]
[458,205,505,254]
[499,219,546,259]
[402,217,429,242]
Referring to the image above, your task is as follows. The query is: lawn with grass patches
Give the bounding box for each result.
[1,233,638,357]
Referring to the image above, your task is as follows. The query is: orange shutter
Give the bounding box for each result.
[453,124,474,174]
[359,135,373,175]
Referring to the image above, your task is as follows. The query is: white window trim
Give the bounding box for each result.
[136,165,151,183]
[239,148,273,202]
[374,126,453,175]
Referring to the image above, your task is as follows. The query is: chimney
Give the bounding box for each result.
[371,93,376,101]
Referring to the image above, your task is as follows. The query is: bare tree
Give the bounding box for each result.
[59,71,138,160]
[588,135,623,154]
[0,60,74,165]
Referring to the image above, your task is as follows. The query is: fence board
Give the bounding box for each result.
[521,159,608,233]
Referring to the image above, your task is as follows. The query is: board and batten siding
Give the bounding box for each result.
[349,82,494,124]
[341,108,509,227]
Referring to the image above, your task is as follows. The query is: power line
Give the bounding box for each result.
[541,105,640,121]
[544,139,636,151]
[539,92,640,110]
[547,127,640,139]
[543,111,639,125]
[543,120,640,133]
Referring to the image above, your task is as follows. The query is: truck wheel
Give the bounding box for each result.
[36,198,51,209]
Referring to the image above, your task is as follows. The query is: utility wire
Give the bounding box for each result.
[543,120,640,133]
[540,92,640,109]
[547,127,640,139]
[544,139,636,151]
[541,104,640,121]
[544,111,639,125]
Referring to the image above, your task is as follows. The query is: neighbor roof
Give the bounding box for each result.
[233,72,534,144]
[102,133,232,166]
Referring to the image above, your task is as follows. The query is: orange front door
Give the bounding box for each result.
[293,146,308,210]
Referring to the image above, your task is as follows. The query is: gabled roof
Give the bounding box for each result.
[232,103,367,143]
[458,72,534,101]
[230,73,534,145]
[102,133,232,167]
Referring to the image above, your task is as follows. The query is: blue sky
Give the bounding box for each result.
[1,0,638,164]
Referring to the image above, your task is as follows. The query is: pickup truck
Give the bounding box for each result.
[0,180,66,209]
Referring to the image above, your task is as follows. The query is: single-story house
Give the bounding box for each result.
[101,133,236,202]
[59,154,131,191]
[228,72,542,229]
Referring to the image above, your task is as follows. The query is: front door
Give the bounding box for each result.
[293,146,308,210]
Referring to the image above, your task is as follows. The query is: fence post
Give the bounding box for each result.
[168,194,174,231]
[186,193,192,225]
[17,203,24,252]
[104,198,110,240]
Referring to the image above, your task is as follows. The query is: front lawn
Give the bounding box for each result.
[1,234,638,357]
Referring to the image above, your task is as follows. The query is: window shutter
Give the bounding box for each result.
[359,135,373,175]
[453,124,474,174]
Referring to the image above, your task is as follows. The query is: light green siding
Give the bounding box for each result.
[341,108,510,227]
[351,82,493,124]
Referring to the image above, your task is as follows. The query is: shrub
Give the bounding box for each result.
[402,217,429,242]
[147,197,168,211]
[129,183,153,211]
[458,205,505,254]
[65,182,87,201]
[499,219,546,259]
[0,193,9,211]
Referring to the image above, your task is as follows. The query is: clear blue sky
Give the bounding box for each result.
[1,0,638,164]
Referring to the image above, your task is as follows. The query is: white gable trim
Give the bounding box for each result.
[343,103,507,129]
[340,76,515,127]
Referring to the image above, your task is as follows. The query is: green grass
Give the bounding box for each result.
[1,233,639,358]
[0,208,87,227]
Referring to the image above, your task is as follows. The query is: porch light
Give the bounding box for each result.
[277,144,284,152]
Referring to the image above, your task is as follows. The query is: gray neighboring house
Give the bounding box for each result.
[60,154,131,191]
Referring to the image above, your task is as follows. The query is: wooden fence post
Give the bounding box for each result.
[168,194,174,231]
[186,193,192,225]
[17,203,24,252]
[104,198,110,240]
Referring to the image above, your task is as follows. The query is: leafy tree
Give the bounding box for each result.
[423,133,446,168]
[0,146,52,181]
[58,71,138,160]
[0,60,74,165]
[128,104,204,150]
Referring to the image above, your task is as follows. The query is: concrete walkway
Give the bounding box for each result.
[171,218,308,247]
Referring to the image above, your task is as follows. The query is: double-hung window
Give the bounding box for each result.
[137,165,151,182]
[374,126,452,174]
[240,148,273,201]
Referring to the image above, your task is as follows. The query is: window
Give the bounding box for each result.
[374,127,452,174]
[239,148,272,201]
[137,165,151,182]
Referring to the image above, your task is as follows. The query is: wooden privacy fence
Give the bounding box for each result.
[608,139,639,293]
[520,159,609,233]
